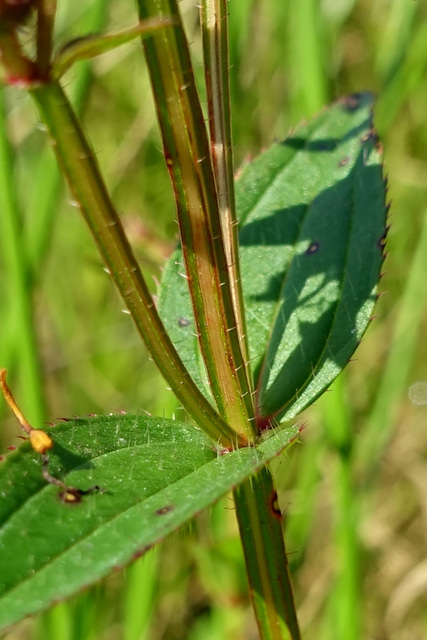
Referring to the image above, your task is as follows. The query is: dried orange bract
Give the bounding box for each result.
[29,429,53,454]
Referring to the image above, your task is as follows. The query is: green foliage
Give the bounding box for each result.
[1,0,426,638]
[0,415,299,629]
[160,93,386,424]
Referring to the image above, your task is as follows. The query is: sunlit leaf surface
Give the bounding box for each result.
[0,414,298,630]
[159,93,387,423]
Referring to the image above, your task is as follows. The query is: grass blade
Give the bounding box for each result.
[0,89,45,425]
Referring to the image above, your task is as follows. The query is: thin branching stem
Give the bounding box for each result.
[136,0,256,442]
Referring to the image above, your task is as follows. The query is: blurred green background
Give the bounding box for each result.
[1,0,427,638]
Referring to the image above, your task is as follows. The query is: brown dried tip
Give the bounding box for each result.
[1,368,101,503]
[29,429,53,454]
[0,368,53,453]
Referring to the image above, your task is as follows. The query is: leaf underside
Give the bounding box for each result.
[0,415,298,630]
[159,92,387,423]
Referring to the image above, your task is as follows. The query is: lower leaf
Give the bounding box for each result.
[0,414,299,630]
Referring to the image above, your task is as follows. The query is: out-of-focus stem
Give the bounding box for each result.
[0,88,45,425]
[36,0,57,79]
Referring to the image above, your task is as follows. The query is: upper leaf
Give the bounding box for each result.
[0,414,298,630]
[159,93,387,425]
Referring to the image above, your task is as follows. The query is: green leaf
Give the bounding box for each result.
[0,414,298,630]
[52,17,174,79]
[159,93,387,425]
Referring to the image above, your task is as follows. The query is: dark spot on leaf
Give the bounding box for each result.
[59,484,102,505]
[269,491,282,520]
[361,129,379,144]
[306,241,320,255]
[338,157,350,167]
[341,93,364,111]
[156,505,174,516]
[177,317,190,327]
[282,137,336,152]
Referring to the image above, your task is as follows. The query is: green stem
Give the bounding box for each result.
[332,453,360,640]
[0,87,45,425]
[234,466,300,640]
[284,437,323,572]
[123,549,159,640]
[29,0,108,272]
[292,0,328,116]
[36,0,57,80]
[200,0,250,368]
[136,0,256,442]
[322,374,360,639]
[30,80,235,446]
[1,1,108,422]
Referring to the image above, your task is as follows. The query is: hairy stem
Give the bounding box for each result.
[136,0,256,442]
[30,80,235,446]
[200,0,250,367]
[234,467,300,640]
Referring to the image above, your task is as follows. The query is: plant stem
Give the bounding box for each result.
[234,467,300,640]
[291,0,328,116]
[36,0,57,80]
[136,6,300,635]
[0,1,107,429]
[30,80,235,446]
[28,0,108,272]
[200,0,250,367]
[332,453,360,640]
[0,88,45,425]
[322,374,360,639]
[136,0,256,443]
